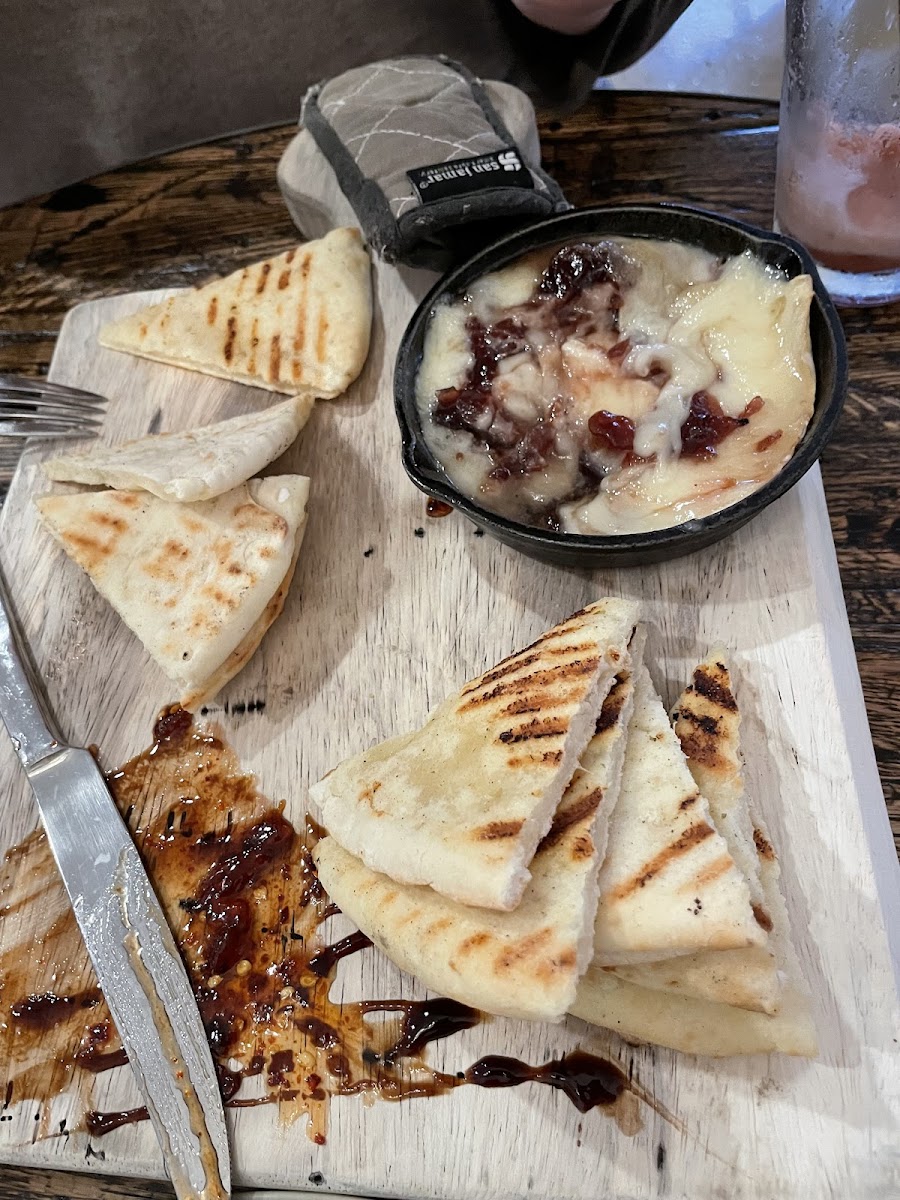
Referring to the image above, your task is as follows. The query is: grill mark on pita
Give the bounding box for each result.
[291,255,312,375]
[498,715,568,745]
[89,511,127,534]
[458,932,491,955]
[269,333,281,382]
[462,652,540,694]
[426,918,453,936]
[679,792,699,810]
[539,786,604,852]
[460,657,600,712]
[547,641,594,657]
[474,820,524,841]
[609,822,716,899]
[63,532,110,570]
[675,724,723,769]
[687,856,734,890]
[207,296,218,324]
[501,690,561,716]
[285,248,297,264]
[255,262,271,294]
[316,313,329,364]
[462,612,605,694]
[595,674,627,733]
[678,709,720,736]
[278,270,291,289]
[507,749,563,768]
[570,833,594,861]
[752,903,774,932]
[223,315,237,363]
[494,928,553,972]
[248,317,259,375]
[560,945,578,965]
[691,667,737,711]
[109,492,141,508]
[753,827,775,860]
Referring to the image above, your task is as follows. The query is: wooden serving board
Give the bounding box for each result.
[0,265,898,1199]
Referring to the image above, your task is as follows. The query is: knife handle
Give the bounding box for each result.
[0,559,64,770]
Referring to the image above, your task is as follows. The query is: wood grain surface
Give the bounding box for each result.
[0,92,897,1200]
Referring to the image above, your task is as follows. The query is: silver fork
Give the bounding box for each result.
[0,374,106,487]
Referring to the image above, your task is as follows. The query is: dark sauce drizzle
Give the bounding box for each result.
[467,1051,627,1114]
[308,931,373,978]
[1,709,642,1144]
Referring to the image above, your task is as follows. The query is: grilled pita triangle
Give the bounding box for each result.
[43,395,314,503]
[570,963,817,1057]
[572,656,817,1055]
[608,651,781,1013]
[314,659,636,1022]
[671,651,767,912]
[574,804,817,1054]
[99,228,372,398]
[309,598,640,911]
[591,662,765,963]
[36,476,309,706]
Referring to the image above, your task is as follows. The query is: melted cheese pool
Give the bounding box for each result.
[415,238,816,536]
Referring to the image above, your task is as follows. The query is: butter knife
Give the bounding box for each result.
[0,561,231,1200]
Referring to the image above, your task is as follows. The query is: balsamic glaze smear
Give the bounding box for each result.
[308,932,373,978]
[86,1106,149,1137]
[467,1050,628,1113]
[1,711,642,1143]
[380,999,481,1066]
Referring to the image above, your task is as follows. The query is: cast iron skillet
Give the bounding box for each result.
[393,203,847,567]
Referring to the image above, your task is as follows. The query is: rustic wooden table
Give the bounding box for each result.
[0,91,896,1198]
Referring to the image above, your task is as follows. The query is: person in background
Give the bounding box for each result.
[0,0,692,207]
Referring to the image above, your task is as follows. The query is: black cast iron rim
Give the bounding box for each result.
[393,202,848,560]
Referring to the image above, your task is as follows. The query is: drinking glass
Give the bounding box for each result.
[774,0,900,306]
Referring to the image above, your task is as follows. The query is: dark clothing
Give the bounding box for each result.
[0,0,691,207]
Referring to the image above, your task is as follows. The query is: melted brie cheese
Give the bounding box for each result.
[415,238,815,537]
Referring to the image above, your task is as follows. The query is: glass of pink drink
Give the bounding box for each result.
[775,0,900,306]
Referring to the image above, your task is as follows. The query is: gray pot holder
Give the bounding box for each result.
[281,56,569,271]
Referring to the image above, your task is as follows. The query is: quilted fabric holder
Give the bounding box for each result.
[279,55,570,270]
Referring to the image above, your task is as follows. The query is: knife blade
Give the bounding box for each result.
[0,561,231,1200]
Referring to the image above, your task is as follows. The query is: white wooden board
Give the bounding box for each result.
[0,265,898,1199]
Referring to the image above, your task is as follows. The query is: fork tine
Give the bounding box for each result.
[0,423,103,439]
[0,410,102,427]
[0,375,107,407]
[0,388,107,412]
[0,399,107,420]
[0,393,106,414]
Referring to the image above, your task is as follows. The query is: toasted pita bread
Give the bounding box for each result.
[98,228,371,397]
[592,662,765,963]
[607,941,781,1014]
[671,651,766,911]
[36,476,309,703]
[576,812,816,1055]
[310,598,640,911]
[180,529,303,711]
[314,661,637,1021]
[570,964,817,1057]
[609,652,781,1013]
[43,395,313,503]
[747,813,814,1038]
